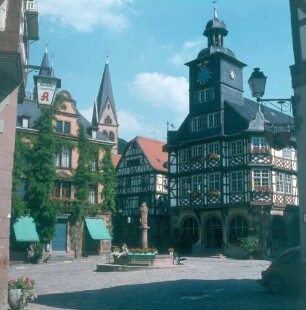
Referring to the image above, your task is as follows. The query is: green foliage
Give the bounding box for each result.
[73,123,94,222]
[11,132,31,219]
[101,147,116,211]
[33,243,44,260]
[239,236,259,257]
[27,108,58,243]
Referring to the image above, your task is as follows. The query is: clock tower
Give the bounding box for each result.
[186,5,246,118]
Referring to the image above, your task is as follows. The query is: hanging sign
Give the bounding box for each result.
[264,123,293,150]
[34,76,60,106]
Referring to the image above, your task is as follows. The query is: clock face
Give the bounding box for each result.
[196,62,212,85]
[229,70,236,80]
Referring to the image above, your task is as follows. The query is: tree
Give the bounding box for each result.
[11,132,31,220]
[26,108,58,244]
[101,147,116,211]
[71,123,94,257]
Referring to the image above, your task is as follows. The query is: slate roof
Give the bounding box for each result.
[38,47,51,76]
[17,99,112,144]
[166,98,294,147]
[95,62,118,123]
[129,136,168,173]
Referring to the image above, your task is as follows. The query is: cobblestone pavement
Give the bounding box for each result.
[9,256,301,310]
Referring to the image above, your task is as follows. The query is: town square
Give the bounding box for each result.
[1,0,306,309]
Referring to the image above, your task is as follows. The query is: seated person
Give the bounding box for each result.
[117,243,129,258]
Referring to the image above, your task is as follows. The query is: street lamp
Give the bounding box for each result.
[248,67,267,101]
[248,67,295,107]
[248,67,296,150]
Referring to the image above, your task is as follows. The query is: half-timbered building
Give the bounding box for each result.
[115,136,169,250]
[164,7,299,257]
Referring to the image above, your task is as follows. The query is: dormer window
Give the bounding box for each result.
[191,116,203,131]
[92,129,97,139]
[22,117,29,128]
[208,112,220,128]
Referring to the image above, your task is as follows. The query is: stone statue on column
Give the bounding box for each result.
[139,202,149,248]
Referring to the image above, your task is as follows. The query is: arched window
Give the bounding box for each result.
[229,216,248,243]
[182,217,198,241]
[109,131,115,141]
[105,116,112,125]
[102,130,108,138]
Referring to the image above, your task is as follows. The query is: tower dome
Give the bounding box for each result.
[197,3,236,59]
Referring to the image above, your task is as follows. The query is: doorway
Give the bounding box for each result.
[204,216,222,248]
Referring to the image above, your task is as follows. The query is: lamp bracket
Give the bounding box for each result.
[257,96,298,116]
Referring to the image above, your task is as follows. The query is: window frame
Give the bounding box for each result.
[208,112,221,128]
[276,172,293,194]
[191,116,203,132]
[56,148,72,168]
[56,120,71,134]
[230,171,244,192]
[207,172,220,191]
[253,169,270,190]
[198,87,214,103]
[230,140,243,156]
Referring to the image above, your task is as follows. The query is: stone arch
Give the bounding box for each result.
[178,216,199,253]
[228,215,249,244]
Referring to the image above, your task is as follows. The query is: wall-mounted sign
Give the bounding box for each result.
[34,75,61,106]
[264,123,294,150]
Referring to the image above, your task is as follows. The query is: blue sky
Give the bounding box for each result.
[27,0,294,142]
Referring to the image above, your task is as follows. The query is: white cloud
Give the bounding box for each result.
[130,72,188,113]
[117,109,144,141]
[38,0,133,32]
[168,39,203,66]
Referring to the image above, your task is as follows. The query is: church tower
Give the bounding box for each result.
[92,57,119,153]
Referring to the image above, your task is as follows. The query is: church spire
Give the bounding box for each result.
[92,56,119,153]
[96,57,118,122]
[38,43,51,76]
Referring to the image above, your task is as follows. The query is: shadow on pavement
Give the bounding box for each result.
[33,279,299,310]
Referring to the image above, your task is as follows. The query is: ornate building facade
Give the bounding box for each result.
[12,49,114,259]
[164,7,299,256]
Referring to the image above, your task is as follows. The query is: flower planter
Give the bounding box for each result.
[8,277,36,310]
[8,289,22,310]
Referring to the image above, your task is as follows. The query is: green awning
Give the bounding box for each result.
[85,218,112,240]
[13,217,39,242]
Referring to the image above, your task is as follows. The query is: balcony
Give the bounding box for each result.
[25,1,39,40]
